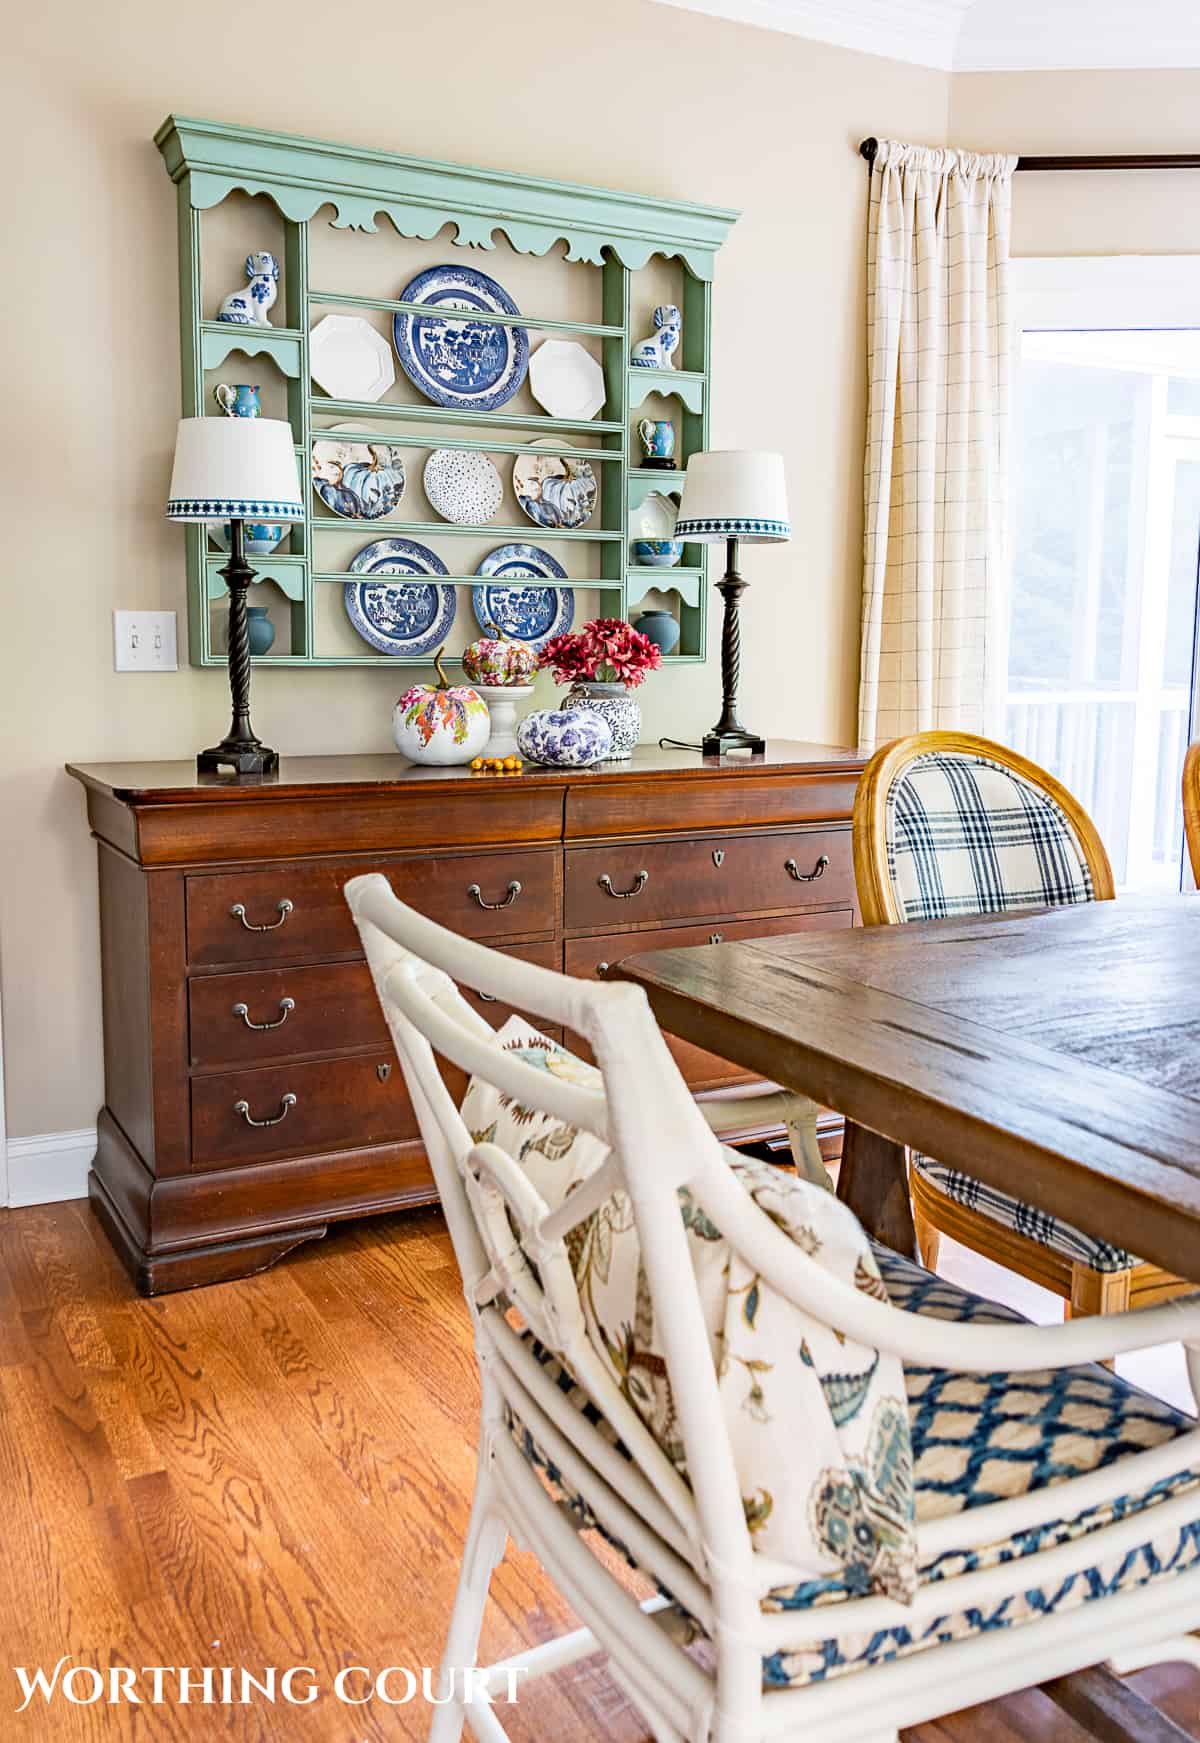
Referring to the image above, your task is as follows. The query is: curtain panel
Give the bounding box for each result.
[859,140,1017,751]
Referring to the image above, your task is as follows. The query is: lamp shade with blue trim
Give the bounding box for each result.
[165,417,304,523]
[674,450,790,544]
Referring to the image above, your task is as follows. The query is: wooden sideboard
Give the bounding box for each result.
[67,743,866,1294]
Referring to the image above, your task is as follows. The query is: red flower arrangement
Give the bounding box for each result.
[539,617,663,689]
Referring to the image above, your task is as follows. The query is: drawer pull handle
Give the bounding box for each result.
[784,853,830,884]
[234,1092,297,1128]
[477,991,498,1003]
[709,933,723,945]
[468,880,522,911]
[232,996,295,1031]
[230,898,294,932]
[597,870,649,900]
[597,962,610,977]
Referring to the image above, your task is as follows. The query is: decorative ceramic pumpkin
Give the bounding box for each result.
[516,707,613,768]
[461,626,539,687]
[393,648,490,765]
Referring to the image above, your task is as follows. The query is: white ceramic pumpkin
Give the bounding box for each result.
[392,648,490,766]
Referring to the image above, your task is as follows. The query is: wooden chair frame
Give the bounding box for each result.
[854,729,1188,1315]
[345,870,1200,1743]
[1184,741,1200,888]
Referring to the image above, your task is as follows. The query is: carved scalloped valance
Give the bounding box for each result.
[155,116,738,280]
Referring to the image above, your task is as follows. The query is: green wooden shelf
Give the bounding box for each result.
[627,568,706,608]
[309,399,624,439]
[629,469,686,511]
[199,321,305,377]
[309,290,623,340]
[309,424,624,461]
[628,368,705,413]
[314,571,623,588]
[205,555,306,602]
[311,520,623,541]
[159,116,737,668]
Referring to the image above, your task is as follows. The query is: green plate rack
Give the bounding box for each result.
[156,116,738,669]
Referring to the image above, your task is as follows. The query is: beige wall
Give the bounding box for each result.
[951,69,1200,254]
[2,0,947,1137]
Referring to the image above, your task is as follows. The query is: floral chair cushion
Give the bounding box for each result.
[885,750,1094,923]
[460,1017,919,1601]
[511,1247,1200,1689]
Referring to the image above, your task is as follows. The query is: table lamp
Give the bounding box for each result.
[674,450,790,757]
[166,416,304,774]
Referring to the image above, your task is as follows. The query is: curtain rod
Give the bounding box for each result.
[858,137,1200,171]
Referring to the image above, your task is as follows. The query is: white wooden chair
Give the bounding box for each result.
[346,870,1200,1743]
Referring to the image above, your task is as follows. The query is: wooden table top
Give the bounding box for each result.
[618,892,1200,1284]
[65,741,867,805]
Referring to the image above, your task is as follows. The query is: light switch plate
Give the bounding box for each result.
[114,610,178,672]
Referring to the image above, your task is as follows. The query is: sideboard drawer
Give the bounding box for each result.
[189,961,387,1068]
[190,939,562,1070]
[565,908,853,1088]
[191,1052,416,1169]
[186,848,560,966]
[563,828,853,932]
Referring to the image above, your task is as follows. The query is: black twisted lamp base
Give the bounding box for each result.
[702,537,764,758]
[198,518,279,776]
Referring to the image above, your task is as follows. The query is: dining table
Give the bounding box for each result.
[616,889,1200,1739]
[615,889,1200,1290]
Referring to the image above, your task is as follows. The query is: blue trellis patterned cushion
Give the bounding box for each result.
[509,1246,1200,1689]
[885,750,1094,923]
[913,1156,1138,1272]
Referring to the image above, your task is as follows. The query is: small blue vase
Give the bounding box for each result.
[637,610,680,656]
[246,605,276,655]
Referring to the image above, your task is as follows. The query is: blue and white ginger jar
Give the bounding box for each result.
[516,708,613,768]
[563,681,641,760]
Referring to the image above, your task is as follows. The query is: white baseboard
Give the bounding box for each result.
[6,1127,95,1208]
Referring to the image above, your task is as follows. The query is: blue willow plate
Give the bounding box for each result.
[393,264,528,413]
[472,544,572,649]
[344,538,455,656]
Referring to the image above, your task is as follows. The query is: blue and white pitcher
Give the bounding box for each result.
[213,382,262,418]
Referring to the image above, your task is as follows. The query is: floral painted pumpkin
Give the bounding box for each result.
[461,626,539,687]
[393,647,490,765]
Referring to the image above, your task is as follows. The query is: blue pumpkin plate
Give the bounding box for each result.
[473,544,573,649]
[393,264,529,413]
[344,538,455,656]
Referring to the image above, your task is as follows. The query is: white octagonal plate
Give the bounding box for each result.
[310,315,395,403]
[528,340,606,422]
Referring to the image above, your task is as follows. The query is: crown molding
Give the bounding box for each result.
[652,0,1200,72]
[652,0,965,68]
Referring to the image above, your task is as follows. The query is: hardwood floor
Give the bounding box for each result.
[1,1198,1198,1742]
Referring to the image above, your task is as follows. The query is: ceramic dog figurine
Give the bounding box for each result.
[217,252,279,326]
[631,303,681,369]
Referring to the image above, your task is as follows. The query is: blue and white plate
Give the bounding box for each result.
[344,538,455,656]
[312,436,406,520]
[472,544,573,649]
[393,264,528,413]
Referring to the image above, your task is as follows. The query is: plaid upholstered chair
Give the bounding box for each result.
[345,870,1200,1743]
[854,730,1188,1318]
[1185,742,1200,887]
